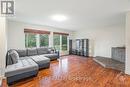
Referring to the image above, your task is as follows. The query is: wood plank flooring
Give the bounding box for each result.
[11,55,130,87]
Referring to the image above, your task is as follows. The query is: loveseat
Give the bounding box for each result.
[5,47,59,84]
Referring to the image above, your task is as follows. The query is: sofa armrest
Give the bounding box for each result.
[55,50,60,58]
[48,47,60,58]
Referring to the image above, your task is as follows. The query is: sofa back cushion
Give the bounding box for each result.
[16,49,27,57]
[6,50,19,65]
[37,47,49,55]
[27,48,38,56]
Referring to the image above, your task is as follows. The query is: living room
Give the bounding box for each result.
[0,0,130,87]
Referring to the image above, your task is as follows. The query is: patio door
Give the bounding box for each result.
[53,34,68,56]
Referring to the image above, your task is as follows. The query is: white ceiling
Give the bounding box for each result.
[8,0,130,31]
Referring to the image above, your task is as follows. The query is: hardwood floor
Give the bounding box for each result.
[11,55,130,87]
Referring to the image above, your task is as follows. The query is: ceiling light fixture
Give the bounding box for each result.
[51,14,67,22]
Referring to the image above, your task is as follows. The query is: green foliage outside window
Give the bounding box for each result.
[25,33,36,48]
[62,35,67,51]
[53,34,68,51]
[53,34,60,50]
[25,33,67,51]
[40,34,49,47]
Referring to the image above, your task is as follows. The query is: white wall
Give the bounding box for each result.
[125,12,130,75]
[75,25,125,57]
[8,20,125,58]
[0,17,7,77]
[7,20,74,50]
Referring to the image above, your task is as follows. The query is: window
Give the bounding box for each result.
[40,34,49,47]
[25,33,36,48]
[53,33,68,51]
[53,34,60,50]
[62,35,67,51]
[24,29,50,48]
[25,33,49,48]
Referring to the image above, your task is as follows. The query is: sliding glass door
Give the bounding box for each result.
[62,35,68,51]
[53,34,68,55]
[53,34,60,50]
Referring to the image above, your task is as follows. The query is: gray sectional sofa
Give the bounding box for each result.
[5,47,59,85]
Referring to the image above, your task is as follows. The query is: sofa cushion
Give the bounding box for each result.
[19,56,31,60]
[30,55,50,68]
[7,50,19,65]
[5,58,38,77]
[6,52,13,65]
[43,54,58,58]
[37,47,49,55]
[16,49,27,57]
[43,54,58,60]
[27,48,38,56]
[30,55,50,64]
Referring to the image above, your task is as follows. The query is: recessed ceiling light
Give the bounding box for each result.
[51,14,67,22]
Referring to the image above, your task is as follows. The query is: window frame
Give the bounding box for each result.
[25,33,37,48]
[61,35,68,51]
[53,33,68,51]
[39,34,49,47]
